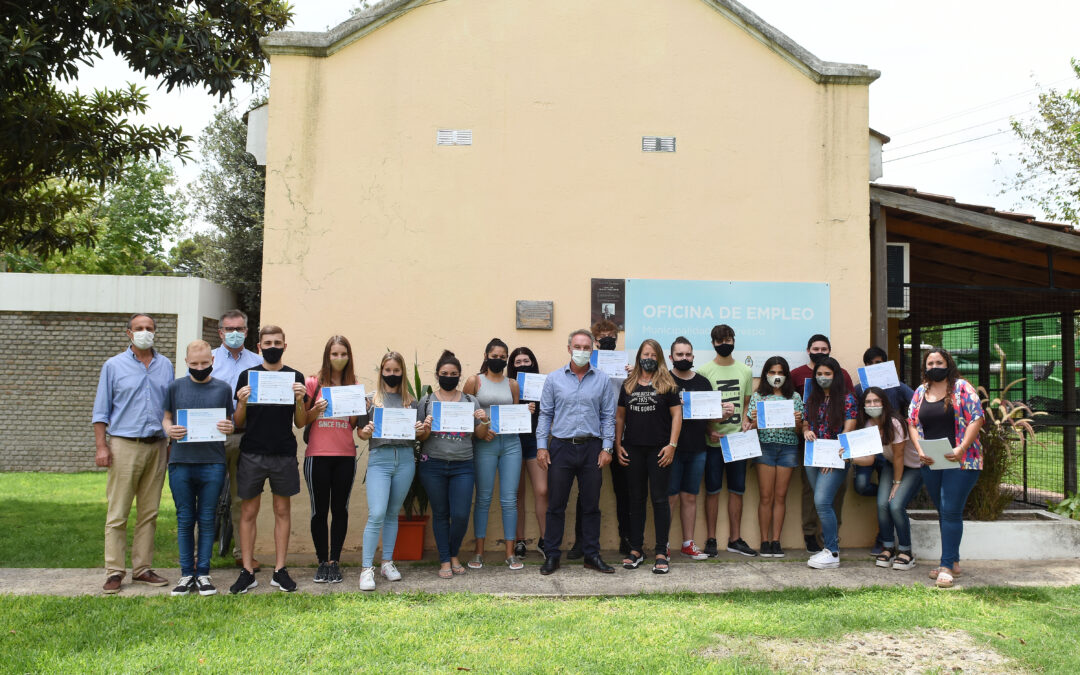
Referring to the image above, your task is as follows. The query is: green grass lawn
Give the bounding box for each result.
[2,586,1079,673]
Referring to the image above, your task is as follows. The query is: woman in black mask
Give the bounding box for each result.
[464,338,525,570]
[508,346,545,558]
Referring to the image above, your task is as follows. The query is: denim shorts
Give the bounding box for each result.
[667,450,706,496]
[704,447,747,496]
[519,432,538,461]
[756,442,800,468]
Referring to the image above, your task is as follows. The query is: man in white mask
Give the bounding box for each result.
[92,313,174,594]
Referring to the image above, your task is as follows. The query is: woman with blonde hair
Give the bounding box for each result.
[615,338,683,574]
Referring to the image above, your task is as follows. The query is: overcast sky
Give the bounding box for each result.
[80,0,1080,227]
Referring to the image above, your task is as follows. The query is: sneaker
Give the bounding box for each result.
[313,562,329,583]
[536,539,547,556]
[196,575,217,596]
[359,567,376,591]
[758,541,774,558]
[726,538,758,557]
[804,534,823,553]
[381,561,402,582]
[772,541,786,559]
[229,569,257,595]
[271,567,297,593]
[870,537,886,557]
[680,542,709,560]
[703,538,719,557]
[807,549,840,569]
[327,562,343,583]
[514,540,527,558]
[171,576,195,596]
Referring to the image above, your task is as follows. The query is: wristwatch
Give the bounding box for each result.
[602,447,614,455]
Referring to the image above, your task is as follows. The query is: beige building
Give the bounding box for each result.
[256,0,879,556]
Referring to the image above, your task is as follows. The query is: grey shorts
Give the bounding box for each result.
[237,453,300,500]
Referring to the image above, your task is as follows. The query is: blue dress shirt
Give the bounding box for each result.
[91,348,174,438]
[536,363,617,450]
[210,344,263,395]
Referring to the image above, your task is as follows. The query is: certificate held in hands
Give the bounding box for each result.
[431,401,475,433]
[840,426,884,459]
[857,361,901,390]
[516,373,547,401]
[321,385,367,418]
[756,399,796,429]
[372,407,417,440]
[682,391,728,420]
[177,409,227,443]
[490,405,532,434]
[805,439,845,469]
[248,370,296,405]
[590,350,628,379]
[719,429,762,462]
[920,437,956,470]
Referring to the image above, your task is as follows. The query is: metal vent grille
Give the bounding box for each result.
[437,129,473,146]
[642,136,676,152]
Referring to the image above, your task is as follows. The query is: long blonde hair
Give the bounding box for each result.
[373,351,415,407]
[624,339,676,394]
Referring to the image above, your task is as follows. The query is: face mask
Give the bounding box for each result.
[261,346,284,364]
[131,330,154,350]
[816,376,833,389]
[809,352,828,365]
[926,367,949,382]
[330,357,349,371]
[597,336,617,351]
[382,373,403,389]
[515,362,538,374]
[571,350,591,367]
[485,358,507,374]
[189,365,213,381]
[224,331,245,349]
[865,406,883,418]
[769,374,786,387]
[714,343,734,357]
[639,358,658,373]
[438,375,460,391]
[672,359,693,372]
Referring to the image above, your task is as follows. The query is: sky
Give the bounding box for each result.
[79,0,1080,226]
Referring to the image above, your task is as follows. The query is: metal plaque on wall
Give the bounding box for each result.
[516,301,554,330]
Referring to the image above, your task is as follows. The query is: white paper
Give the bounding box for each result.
[321,384,367,418]
[920,437,957,470]
[806,439,846,469]
[491,404,532,434]
[432,401,475,433]
[720,429,763,462]
[840,426,885,459]
[177,408,227,443]
[757,399,796,429]
[248,370,295,405]
[858,361,901,390]
[591,350,628,379]
[372,407,417,440]
[517,373,547,401]
[682,391,728,419]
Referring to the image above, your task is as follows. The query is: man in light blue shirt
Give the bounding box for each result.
[536,329,616,575]
[92,313,174,594]
[210,309,263,567]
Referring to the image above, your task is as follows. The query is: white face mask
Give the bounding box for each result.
[131,330,155,350]
[769,374,786,387]
[571,349,591,367]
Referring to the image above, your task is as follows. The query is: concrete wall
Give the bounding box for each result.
[257,0,877,555]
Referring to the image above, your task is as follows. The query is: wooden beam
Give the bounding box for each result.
[908,244,1076,287]
[871,203,889,348]
[872,187,1080,253]
[886,218,1080,271]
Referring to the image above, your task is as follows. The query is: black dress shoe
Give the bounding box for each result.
[540,556,560,575]
[566,542,584,560]
[583,555,615,574]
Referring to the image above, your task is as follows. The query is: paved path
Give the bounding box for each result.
[2,551,1078,597]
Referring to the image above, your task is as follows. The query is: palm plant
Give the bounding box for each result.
[401,357,431,519]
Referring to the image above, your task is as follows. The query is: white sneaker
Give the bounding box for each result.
[195,575,217,596]
[807,549,840,569]
[359,567,376,591]
[380,561,402,582]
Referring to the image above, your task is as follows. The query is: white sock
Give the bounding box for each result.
[683,540,693,548]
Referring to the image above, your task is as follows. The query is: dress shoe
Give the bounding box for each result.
[132,570,169,586]
[583,555,615,574]
[566,542,584,560]
[102,574,123,594]
[540,556,560,575]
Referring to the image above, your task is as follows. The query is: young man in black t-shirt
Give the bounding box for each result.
[229,325,307,594]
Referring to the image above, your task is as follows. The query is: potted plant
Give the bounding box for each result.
[394,359,431,560]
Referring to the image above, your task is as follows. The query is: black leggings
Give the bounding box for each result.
[303,456,357,563]
[626,444,672,556]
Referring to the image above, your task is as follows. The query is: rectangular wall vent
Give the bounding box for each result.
[437,129,473,146]
[642,136,676,152]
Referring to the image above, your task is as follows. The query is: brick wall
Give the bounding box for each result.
[202,317,220,348]
[0,311,177,472]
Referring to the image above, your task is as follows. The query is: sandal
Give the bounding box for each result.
[875,548,895,569]
[652,556,670,575]
[935,568,955,588]
[928,564,962,580]
[467,555,484,570]
[505,556,524,570]
[438,567,453,579]
[892,552,916,570]
[622,551,644,569]
[451,563,467,575]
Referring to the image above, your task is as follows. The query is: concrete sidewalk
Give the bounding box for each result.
[2,551,1078,597]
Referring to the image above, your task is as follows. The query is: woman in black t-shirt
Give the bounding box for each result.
[616,339,682,574]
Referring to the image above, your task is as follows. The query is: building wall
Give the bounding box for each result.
[259,0,875,554]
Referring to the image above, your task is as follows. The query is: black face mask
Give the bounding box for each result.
[189,365,213,381]
[809,352,828,365]
[514,362,538,374]
[672,359,693,372]
[639,358,658,373]
[485,358,507,374]
[438,375,460,391]
[261,347,284,364]
[382,374,403,389]
[714,343,734,357]
[597,336,617,351]
[926,367,949,382]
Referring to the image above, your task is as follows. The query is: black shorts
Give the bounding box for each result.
[237,453,300,499]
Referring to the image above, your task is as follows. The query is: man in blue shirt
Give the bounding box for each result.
[536,329,617,575]
[210,309,263,568]
[92,313,174,594]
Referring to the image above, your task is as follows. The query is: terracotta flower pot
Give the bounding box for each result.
[395,515,429,560]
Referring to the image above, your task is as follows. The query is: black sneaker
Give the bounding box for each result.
[271,567,297,592]
[536,538,547,556]
[170,575,195,596]
[327,562,343,583]
[229,569,257,595]
[772,541,786,558]
[566,542,584,560]
[514,540,527,558]
[314,562,329,583]
[196,575,217,596]
[759,541,775,558]
[805,534,823,553]
[703,538,719,557]
[727,538,758,557]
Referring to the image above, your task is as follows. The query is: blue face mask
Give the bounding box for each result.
[224,331,245,349]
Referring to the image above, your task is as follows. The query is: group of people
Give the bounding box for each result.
[92,311,985,596]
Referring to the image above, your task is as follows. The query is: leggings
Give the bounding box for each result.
[626,444,673,556]
[303,455,357,563]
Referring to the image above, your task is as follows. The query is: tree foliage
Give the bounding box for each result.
[1007,59,1080,225]
[0,1,292,257]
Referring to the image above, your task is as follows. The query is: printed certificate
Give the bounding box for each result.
[248,371,295,405]
[857,361,901,390]
[372,407,417,440]
[321,385,367,418]
[719,429,763,462]
[516,373,547,401]
[840,426,885,459]
[756,399,796,429]
[590,350,628,379]
[490,405,532,434]
[804,439,845,469]
[920,437,957,470]
[431,401,475,433]
[682,391,728,420]
[176,408,227,443]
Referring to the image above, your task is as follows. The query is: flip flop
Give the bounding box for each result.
[438,567,453,579]
[467,555,484,570]
[451,564,467,575]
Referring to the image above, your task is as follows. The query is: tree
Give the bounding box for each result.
[0,1,292,257]
[1006,59,1080,225]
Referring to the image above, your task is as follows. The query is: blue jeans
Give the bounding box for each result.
[363,446,416,567]
[474,434,522,542]
[876,463,923,551]
[921,467,981,568]
[804,464,849,553]
[418,458,475,563]
[169,462,226,576]
[853,454,886,497]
